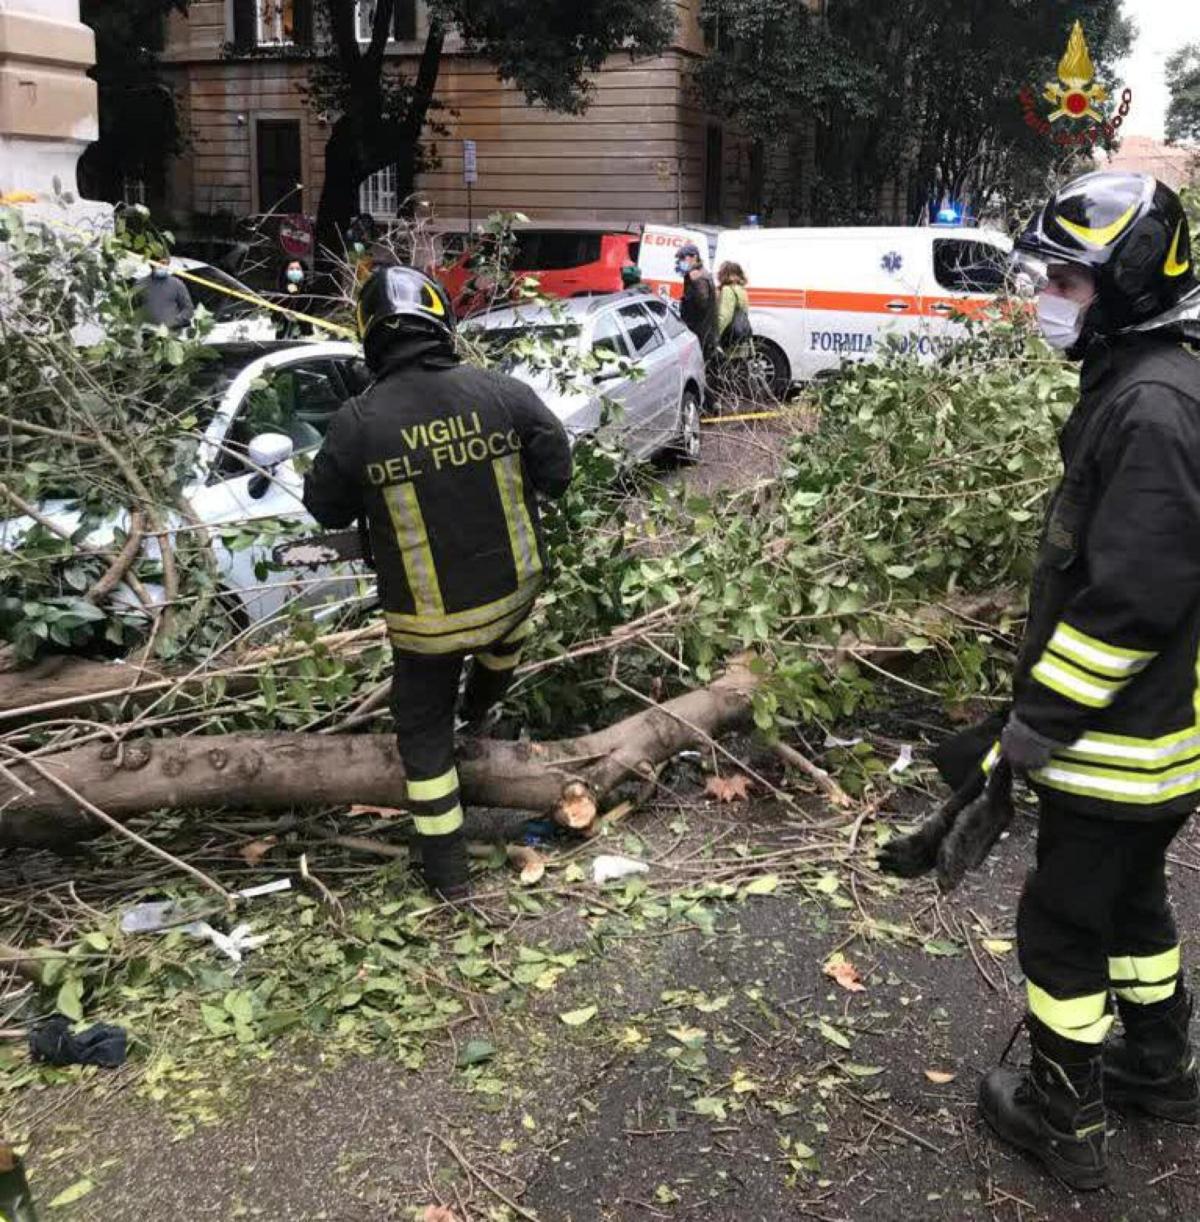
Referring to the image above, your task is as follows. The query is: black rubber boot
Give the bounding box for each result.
[415,832,470,901]
[1105,987,1200,1124]
[979,1015,1108,1191]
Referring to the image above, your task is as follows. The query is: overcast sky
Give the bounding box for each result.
[1116,0,1200,139]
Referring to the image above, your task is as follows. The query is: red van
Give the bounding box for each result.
[432,225,640,317]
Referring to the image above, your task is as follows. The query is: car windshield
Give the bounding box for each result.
[470,323,582,370]
[22,350,246,503]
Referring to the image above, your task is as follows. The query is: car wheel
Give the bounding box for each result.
[748,339,792,403]
[665,385,702,466]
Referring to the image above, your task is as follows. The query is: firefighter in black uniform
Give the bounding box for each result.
[972,171,1200,1189]
[303,267,572,899]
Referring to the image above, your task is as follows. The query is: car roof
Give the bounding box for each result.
[467,289,659,330]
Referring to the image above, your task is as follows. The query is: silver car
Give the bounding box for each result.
[465,289,705,464]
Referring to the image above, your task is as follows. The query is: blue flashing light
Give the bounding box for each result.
[936,205,962,225]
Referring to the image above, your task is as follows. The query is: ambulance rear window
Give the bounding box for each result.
[933,240,1008,293]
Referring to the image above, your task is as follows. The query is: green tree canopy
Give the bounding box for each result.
[1167,44,1200,145]
[78,0,189,206]
[697,0,1131,224]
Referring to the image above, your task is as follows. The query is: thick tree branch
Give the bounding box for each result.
[0,663,759,849]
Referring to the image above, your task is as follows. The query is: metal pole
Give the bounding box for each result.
[468,182,473,233]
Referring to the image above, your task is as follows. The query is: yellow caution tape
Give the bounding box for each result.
[700,410,787,425]
[166,265,358,340]
[25,210,358,340]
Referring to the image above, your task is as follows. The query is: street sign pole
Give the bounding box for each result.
[463,138,478,231]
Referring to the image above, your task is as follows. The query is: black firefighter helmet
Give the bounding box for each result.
[357,264,455,348]
[1015,171,1196,338]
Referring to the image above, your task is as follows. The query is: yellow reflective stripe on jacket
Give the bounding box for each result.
[407,768,459,803]
[384,483,444,617]
[385,583,538,639]
[981,742,1001,774]
[1109,946,1180,1004]
[1051,623,1155,677]
[1031,656,1125,708]
[504,617,534,644]
[388,604,532,655]
[413,806,464,836]
[1060,727,1200,768]
[1032,757,1200,804]
[1027,982,1113,1044]
[493,454,542,585]
[476,649,521,672]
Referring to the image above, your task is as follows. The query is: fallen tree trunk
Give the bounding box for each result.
[0,662,759,849]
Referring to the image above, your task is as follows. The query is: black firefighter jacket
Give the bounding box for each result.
[1012,333,1200,819]
[303,346,572,655]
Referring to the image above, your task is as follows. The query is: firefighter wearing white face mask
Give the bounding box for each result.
[974,172,1200,1191]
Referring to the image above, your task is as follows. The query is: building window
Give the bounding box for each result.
[356,0,418,42]
[258,0,294,44]
[122,178,147,207]
[359,164,398,217]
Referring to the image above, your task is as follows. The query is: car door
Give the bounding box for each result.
[188,356,360,627]
[615,302,677,458]
[587,308,636,448]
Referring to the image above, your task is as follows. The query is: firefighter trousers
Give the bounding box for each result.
[389,618,532,843]
[1017,798,1189,1045]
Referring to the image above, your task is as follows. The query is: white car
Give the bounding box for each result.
[465,289,706,464]
[1,340,370,635]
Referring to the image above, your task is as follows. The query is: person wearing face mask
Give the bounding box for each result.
[676,242,717,361]
[964,171,1200,1190]
[276,259,311,338]
[139,263,194,329]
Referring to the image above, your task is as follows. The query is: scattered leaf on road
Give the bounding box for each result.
[457,1039,496,1067]
[705,773,752,803]
[692,1095,728,1121]
[347,804,403,818]
[819,1019,852,1049]
[922,939,962,957]
[824,953,865,993]
[49,1178,95,1208]
[742,874,780,897]
[240,835,278,866]
[421,1208,462,1222]
[924,1069,956,1084]
[982,938,1013,955]
[559,1005,598,1027]
[841,1063,884,1077]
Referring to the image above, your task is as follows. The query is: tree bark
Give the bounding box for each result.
[0,662,759,850]
[314,7,446,252]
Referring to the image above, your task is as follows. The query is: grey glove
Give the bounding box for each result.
[1000,714,1065,774]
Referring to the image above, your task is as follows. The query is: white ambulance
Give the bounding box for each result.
[640,224,1013,396]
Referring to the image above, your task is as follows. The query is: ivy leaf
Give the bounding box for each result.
[56,977,84,1023]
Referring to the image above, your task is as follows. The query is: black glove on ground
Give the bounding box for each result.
[29,1014,127,1067]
